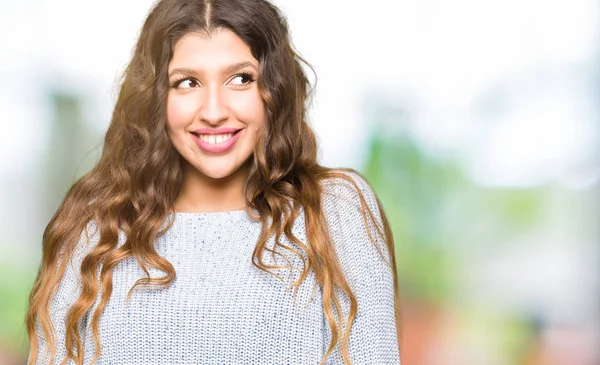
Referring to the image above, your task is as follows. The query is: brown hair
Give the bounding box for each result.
[25,0,401,364]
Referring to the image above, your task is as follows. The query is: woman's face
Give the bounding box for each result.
[166,29,265,180]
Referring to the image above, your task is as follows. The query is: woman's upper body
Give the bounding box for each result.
[31,171,400,365]
[26,0,402,364]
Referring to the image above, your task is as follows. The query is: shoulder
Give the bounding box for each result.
[317,169,386,248]
[317,169,393,278]
[68,220,125,264]
[64,220,101,266]
[319,168,381,215]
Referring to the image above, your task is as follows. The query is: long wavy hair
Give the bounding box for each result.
[26,0,401,364]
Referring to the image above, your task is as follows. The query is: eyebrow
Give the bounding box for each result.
[168,61,258,78]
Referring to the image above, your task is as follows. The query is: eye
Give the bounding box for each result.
[229,72,256,87]
[171,78,200,89]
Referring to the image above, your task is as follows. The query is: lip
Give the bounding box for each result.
[191,129,242,153]
[192,127,242,135]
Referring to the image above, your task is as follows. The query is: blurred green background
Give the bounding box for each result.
[1,0,598,364]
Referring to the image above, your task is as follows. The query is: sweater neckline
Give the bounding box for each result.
[167,208,257,222]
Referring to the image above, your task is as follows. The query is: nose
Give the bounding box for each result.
[198,86,229,125]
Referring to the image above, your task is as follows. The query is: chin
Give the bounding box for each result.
[182,153,253,181]
[203,170,235,180]
[197,163,243,180]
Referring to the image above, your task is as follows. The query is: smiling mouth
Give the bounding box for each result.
[191,130,242,145]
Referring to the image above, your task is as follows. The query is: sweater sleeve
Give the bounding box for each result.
[321,171,401,365]
[29,221,98,365]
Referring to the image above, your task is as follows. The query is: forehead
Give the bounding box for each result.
[168,29,258,72]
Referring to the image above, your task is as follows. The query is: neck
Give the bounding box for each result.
[173,159,250,213]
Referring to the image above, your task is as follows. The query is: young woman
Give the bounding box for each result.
[26,0,401,364]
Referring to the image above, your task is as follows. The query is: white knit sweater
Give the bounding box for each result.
[31,172,400,364]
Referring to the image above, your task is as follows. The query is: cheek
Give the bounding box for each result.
[166,94,197,128]
[231,93,265,128]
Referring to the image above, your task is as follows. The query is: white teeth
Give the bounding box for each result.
[199,133,233,145]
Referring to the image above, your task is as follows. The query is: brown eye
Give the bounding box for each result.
[173,78,200,89]
[230,73,255,86]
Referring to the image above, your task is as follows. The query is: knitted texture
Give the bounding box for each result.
[31,171,400,364]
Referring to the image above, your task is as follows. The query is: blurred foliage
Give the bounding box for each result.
[45,92,102,219]
[362,132,462,303]
[358,106,567,363]
[0,262,32,356]
[0,90,102,361]
[361,128,547,303]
